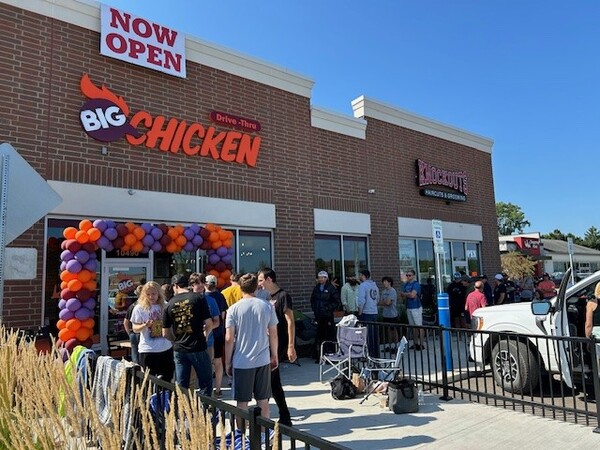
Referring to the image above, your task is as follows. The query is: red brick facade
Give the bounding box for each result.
[1,2,500,330]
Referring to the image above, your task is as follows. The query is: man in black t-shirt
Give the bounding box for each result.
[493,274,507,305]
[447,273,468,328]
[258,268,295,427]
[162,274,214,393]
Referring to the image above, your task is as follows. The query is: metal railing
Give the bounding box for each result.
[357,320,600,431]
[129,366,351,450]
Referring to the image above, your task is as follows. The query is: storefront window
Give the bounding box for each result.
[343,236,368,279]
[452,242,466,262]
[466,242,481,276]
[399,239,417,277]
[238,230,272,274]
[315,235,342,281]
[417,240,435,282]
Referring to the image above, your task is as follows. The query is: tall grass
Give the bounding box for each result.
[0,327,216,450]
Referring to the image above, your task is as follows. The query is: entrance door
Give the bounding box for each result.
[100,261,151,354]
[453,261,468,277]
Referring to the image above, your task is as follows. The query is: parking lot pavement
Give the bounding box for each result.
[265,358,600,449]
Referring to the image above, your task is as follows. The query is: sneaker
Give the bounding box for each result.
[214,389,223,398]
[261,429,275,448]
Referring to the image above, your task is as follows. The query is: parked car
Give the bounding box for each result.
[469,268,598,394]
[550,271,564,287]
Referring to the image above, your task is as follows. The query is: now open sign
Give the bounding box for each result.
[100,5,186,78]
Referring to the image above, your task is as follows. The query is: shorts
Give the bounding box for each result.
[382,316,398,324]
[407,307,423,326]
[213,334,224,359]
[233,363,271,402]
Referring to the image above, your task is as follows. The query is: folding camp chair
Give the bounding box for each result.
[319,325,368,383]
[359,336,408,404]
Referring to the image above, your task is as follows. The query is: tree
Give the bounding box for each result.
[541,229,567,241]
[496,202,530,236]
[500,251,536,280]
[582,226,600,250]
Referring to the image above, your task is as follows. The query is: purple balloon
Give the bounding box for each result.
[74,250,90,264]
[83,298,96,310]
[105,243,114,252]
[96,236,110,249]
[66,298,82,311]
[93,219,107,232]
[190,224,200,233]
[216,246,228,257]
[84,259,97,272]
[227,247,234,255]
[151,241,162,252]
[183,228,195,240]
[141,222,153,233]
[59,309,74,321]
[142,246,150,254]
[89,251,97,259]
[60,250,75,262]
[142,234,155,246]
[66,260,82,274]
[104,227,118,241]
[222,254,232,264]
[192,235,203,246]
[60,261,67,272]
[183,242,194,252]
[58,299,67,309]
[105,220,116,228]
[150,227,163,240]
[208,253,220,265]
[74,307,92,320]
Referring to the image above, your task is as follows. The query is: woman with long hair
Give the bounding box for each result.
[131,281,174,380]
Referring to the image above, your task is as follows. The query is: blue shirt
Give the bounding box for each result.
[403,281,422,309]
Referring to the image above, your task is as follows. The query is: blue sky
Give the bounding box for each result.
[104,0,600,237]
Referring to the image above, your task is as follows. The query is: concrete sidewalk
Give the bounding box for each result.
[261,358,600,450]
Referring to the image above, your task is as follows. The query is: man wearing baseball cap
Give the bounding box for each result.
[310,271,339,362]
[493,273,506,305]
[204,274,228,398]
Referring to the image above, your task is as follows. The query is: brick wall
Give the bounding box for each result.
[0,3,499,329]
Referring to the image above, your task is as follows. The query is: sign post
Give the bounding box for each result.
[432,219,452,371]
[567,237,575,285]
[0,154,8,320]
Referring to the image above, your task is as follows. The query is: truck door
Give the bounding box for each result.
[552,268,573,387]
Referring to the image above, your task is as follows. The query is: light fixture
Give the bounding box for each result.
[368,189,376,194]
[101,146,108,155]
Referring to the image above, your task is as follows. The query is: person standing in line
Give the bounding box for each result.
[378,276,399,351]
[538,273,557,300]
[447,273,467,328]
[162,274,214,394]
[222,272,243,307]
[480,275,493,306]
[131,281,174,380]
[520,273,535,302]
[493,274,507,305]
[357,269,380,357]
[400,269,424,350]
[341,276,359,316]
[203,274,228,398]
[225,273,278,425]
[189,272,220,369]
[123,284,142,364]
[310,271,339,362]
[465,280,488,326]
[258,268,295,427]
[503,273,517,303]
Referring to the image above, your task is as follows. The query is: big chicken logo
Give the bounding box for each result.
[78,74,262,167]
[79,74,140,142]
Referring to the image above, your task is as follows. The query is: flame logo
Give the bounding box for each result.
[80,73,130,116]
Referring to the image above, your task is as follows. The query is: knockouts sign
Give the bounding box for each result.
[416,159,468,202]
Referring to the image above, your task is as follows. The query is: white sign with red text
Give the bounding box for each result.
[100,4,186,78]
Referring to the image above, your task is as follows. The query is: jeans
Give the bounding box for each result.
[128,332,140,364]
[174,350,213,395]
[359,313,380,358]
[271,367,291,425]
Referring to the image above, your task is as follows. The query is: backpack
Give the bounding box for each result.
[330,375,357,400]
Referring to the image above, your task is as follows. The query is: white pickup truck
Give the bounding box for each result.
[470,268,598,394]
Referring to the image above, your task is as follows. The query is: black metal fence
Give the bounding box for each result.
[357,320,600,432]
[130,366,351,450]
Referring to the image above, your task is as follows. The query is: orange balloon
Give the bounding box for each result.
[175,225,185,235]
[83,280,97,291]
[87,228,101,242]
[209,269,220,278]
[166,242,178,253]
[125,222,136,233]
[60,271,78,282]
[63,227,78,240]
[218,229,228,241]
[167,227,179,239]
[211,240,222,250]
[77,270,93,283]
[58,328,76,342]
[223,239,232,248]
[79,219,93,231]
[75,327,92,341]
[221,269,232,280]
[60,281,67,290]
[217,277,226,288]
[205,223,217,232]
[66,318,81,331]
[133,227,145,240]
[226,230,234,240]
[81,318,95,329]
[175,235,187,246]
[56,319,67,330]
[124,233,137,246]
[75,230,89,244]
[132,241,144,252]
[68,279,83,292]
[209,231,219,242]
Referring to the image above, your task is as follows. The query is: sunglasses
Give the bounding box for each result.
[405,274,413,278]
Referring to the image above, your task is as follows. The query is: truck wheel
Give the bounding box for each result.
[491,339,539,394]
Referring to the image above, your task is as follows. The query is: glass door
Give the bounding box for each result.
[100,261,151,354]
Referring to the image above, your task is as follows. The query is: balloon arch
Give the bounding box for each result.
[56,219,233,351]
